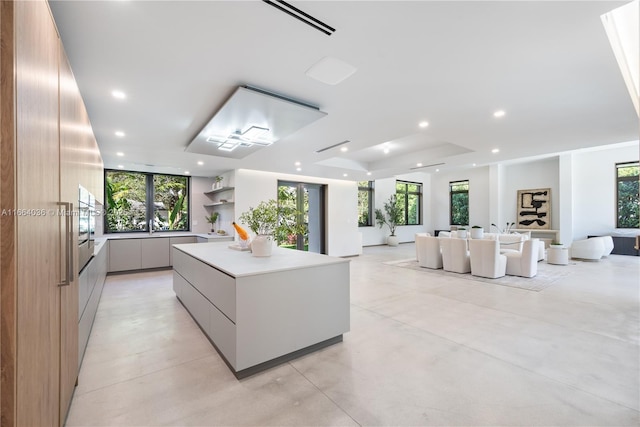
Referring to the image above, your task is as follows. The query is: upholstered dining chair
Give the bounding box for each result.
[416,234,443,269]
[504,238,539,278]
[469,239,507,279]
[439,237,471,273]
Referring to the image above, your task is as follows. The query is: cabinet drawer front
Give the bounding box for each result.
[180,279,209,331]
[173,248,236,322]
[208,303,237,368]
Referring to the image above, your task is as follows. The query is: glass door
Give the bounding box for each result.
[277,181,326,253]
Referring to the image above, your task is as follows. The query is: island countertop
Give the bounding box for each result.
[173,241,349,278]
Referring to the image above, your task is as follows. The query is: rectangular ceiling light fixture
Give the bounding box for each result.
[262,0,335,36]
[410,162,445,170]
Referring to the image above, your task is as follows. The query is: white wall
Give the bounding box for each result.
[503,157,560,230]
[234,169,360,257]
[190,171,235,235]
[572,143,639,239]
[360,172,430,246]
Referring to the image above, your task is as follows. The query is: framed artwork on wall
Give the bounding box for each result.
[517,188,551,229]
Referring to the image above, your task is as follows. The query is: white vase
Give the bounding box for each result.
[251,235,273,257]
[470,228,484,239]
[457,230,468,239]
[387,235,399,246]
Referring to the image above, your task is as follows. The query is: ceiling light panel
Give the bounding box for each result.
[186,86,327,159]
[306,56,357,85]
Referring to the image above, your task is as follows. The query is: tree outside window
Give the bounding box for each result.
[105,170,189,233]
[450,180,469,226]
[616,162,639,228]
[395,181,422,225]
[358,181,374,226]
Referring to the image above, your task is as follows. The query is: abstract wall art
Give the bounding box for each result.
[516,188,551,229]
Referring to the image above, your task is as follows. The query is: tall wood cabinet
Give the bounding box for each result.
[0,1,103,425]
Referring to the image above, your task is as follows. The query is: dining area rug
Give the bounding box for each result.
[384,258,574,292]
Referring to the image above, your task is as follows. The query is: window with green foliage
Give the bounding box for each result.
[358,181,374,226]
[395,181,422,225]
[105,170,189,233]
[616,162,639,228]
[450,180,469,226]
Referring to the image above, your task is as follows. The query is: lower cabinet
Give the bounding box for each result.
[169,236,197,265]
[109,239,142,272]
[141,238,170,269]
[78,242,108,367]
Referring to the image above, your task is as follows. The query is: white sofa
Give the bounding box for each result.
[570,236,614,260]
[504,239,539,278]
[416,234,442,269]
[469,239,507,279]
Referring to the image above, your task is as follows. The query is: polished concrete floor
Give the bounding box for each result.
[67,244,640,426]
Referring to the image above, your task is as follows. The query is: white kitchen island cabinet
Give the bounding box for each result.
[172,242,350,378]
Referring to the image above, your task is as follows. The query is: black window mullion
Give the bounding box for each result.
[145,173,153,231]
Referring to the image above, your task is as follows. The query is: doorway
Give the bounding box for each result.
[277,181,326,254]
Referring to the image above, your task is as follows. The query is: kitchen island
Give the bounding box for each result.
[172,242,350,378]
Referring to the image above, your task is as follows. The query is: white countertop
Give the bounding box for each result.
[98,232,233,240]
[173,241,349,278]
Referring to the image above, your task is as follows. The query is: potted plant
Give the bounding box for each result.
[550,241,564,248]
[238,199,305,256]
[213,176,224,189]
[375,194,403,246]
[457,226,468,239]
[205,211,219,233]
[470,225,484,239]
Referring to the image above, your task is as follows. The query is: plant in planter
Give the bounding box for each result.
[205,211,219,233]
[375,194,403,246]
[470,225,484,239]
[238,199,306,256]
[213,176,224,189]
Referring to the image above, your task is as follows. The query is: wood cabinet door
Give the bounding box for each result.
[14,1,62,425]
[58,43,80,425]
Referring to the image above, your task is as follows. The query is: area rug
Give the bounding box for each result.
[384,258,573,292]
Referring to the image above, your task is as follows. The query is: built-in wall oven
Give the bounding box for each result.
[78,185,95,272]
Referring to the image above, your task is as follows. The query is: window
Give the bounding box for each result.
[358,181,374,226]
[105,170,189,233]
[395,180,422,225]
[450,180,469,226]
[616,162,639,228]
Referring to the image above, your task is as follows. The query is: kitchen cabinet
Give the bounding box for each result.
[109,239,142,272]
[169,236,197,265]
[141,238,170,269]
[0,1,103,424]
[78,242,107,367]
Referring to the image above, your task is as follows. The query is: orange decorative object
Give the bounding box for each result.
[232,222,249,241]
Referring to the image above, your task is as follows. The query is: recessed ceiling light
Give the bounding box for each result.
[383,148,390,154]
[111,90,126,99]
[367,172,372,176]
[340,146,348,152]
[492,148,500,153]
[343,173,348,177]
[294,161,301,166]
[117,164,124,169]
[184,171,190,175]
[116,152,124,156]
[419,121,429,128]
[115,131,125,137]
[296,167,302,172]
[417,162,423,167]
[435,169,440,172]
[472,163,477,167]
[197,161,204,166]
[493,110,505,118]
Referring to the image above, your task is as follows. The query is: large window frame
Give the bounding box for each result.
[616,161,639,229]
[104,169,191,233]
[449,180,469,226]
[358,181,374,227]
[395,180,422,225]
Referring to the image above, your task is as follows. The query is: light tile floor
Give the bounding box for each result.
[67,244,640,426]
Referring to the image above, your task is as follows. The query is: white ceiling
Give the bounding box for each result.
[49,0,639,180]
